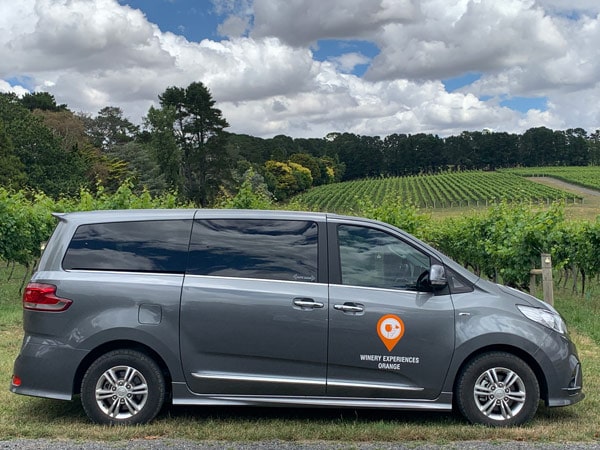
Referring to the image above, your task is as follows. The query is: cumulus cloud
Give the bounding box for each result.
[3,0,174,73]
[329,53,371,73]
[0,80,30,97]
[217,14,250,38]
[366,0,568,81]
[1,0,599,138]
[251,0,418,46]
[191,37,320,102]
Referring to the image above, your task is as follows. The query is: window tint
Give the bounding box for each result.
[188,219,318,282]
[63,220,192,273]
[446,268,474,294]
[337,225,430,290]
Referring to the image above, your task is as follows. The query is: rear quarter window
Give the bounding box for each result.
[62,220,192,273]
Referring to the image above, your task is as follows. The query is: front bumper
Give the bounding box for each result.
[539,331,584,408]
[546,353,584,407]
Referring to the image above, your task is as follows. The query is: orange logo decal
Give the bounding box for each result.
[377,314,405,351]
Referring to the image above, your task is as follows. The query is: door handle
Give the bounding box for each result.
[334,303,364,313]
[293,298,324,309]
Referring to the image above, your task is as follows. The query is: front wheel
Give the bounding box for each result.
[456,352,540,427]
[81,349,165,425]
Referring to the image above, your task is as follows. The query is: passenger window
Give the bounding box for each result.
[62,220,192,273]
[337,225,430,290]
[187,219,318,282]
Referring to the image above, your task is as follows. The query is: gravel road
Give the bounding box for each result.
[527,177,600,197]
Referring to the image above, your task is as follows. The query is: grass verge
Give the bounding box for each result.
[1,264,599,443]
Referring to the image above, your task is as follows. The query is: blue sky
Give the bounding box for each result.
[118,0,223,42]
[116,0,552,118]
[442,73,548,114]
[117,0,382,77]
[2,0,598,138]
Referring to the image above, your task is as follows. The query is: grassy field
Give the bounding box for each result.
[1,263,599,444]
[423,173,600,222]
[505,166,600,191]
[526,176,600,222]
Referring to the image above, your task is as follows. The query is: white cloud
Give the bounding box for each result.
[251,0,418,46]
[366,0,568,81]
[330,53,371,73]
[0,80,30,97]
[2,0,174,74]
[217,14,250,38]
[1,0,600,139]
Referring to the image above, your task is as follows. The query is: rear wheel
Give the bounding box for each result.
[456,352,539,426]
[81,349,165,425]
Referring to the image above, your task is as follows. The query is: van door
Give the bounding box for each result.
[180,218,328,396]
[327,221,455,400]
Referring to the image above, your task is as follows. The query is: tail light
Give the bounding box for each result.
[23,283,72,312]
[11,375,22,387]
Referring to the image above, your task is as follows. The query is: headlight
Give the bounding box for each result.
[517,305,567,335]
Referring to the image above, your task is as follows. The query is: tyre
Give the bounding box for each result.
[81,349,165,425]
[456,352,540,427]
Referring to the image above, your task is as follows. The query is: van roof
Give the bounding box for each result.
[53,209,334,224]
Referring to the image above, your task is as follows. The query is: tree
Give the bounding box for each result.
[329,133,383,180]
[295,137,329,157]
[564,128,588,165]
[519,127,555,167]
[20,91,67,112]
[383,133,411,175]
[267,135,296,160]
[589,130,600,165]
[82,106,138,151]
[0,120,26,188]
[34,108,129,191]
[79,107,168,193]
[146,82,230,206]
[289,153,324,185]
[145,105,182,193]
[0,93,89,196]
[221,168,273,209]
[225,133,271,164]
[264,160,313,201]
[408,133,445,173]
[111,141,168,195]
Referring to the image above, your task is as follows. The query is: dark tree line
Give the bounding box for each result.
[322,128,599,181]
[215,129,600,185]
[2,87,600,206]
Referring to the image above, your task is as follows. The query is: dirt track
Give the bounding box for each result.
[528,176,600,197]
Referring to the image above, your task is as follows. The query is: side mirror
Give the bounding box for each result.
[429,264,447,287]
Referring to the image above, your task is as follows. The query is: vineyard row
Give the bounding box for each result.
[294,171,582,212]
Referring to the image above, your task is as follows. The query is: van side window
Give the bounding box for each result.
[337,225,430,290]
[62,220,192,273]
[187,219,318,282]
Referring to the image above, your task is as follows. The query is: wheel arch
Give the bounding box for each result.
[73,340,173,399]
[449,344,548,404]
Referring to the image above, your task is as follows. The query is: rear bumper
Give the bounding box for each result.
[10,335,87,401]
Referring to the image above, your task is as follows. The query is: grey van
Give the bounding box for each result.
[11,209,583,426]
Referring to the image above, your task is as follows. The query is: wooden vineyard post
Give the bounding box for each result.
[530,253,554,306]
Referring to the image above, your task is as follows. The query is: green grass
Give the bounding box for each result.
[505,166,600,191]
[1,264,599,443]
